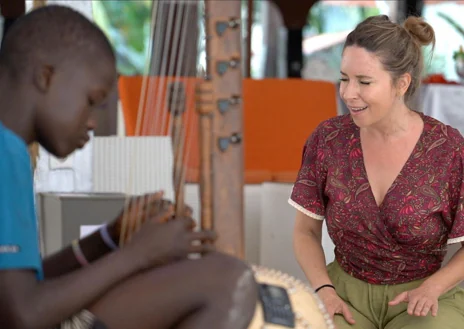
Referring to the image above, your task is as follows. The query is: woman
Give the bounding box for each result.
[290,15,464,329]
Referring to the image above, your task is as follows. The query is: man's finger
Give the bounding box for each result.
[183,204,193,217]
[171,216,196,229]
[188,230,218,242]
[190,243,215,254]
[151,208,175,223]
[142,191,164,204]
[146,199,173,216]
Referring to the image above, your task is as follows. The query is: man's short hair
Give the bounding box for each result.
[0,5,114,81]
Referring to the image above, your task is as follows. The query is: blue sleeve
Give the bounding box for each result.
[0,130,43,280]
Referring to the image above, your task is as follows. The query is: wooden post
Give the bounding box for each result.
[269,0,318,77]
[245,0,253,78]
[33,0,47,7]
[198,0,244,259]
[397,0,424,21]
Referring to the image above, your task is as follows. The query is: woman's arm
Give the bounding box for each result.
[293,210,332,289]
[293,210,356,324]
[421,243,464,295]
[389,244,464,317]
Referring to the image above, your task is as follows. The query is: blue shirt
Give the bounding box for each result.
[0,122,43,280]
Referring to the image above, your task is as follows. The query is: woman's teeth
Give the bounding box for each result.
[351,106,368,112]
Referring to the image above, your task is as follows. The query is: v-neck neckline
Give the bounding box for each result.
[353,111,426,210]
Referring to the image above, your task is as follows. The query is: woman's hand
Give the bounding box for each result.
[388,283,441,317]
[318,288,356,326]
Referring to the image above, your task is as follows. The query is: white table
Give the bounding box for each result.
[420,84,464,134]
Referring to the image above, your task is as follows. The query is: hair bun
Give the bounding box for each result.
[403,16,435,47]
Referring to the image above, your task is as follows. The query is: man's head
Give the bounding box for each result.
[0,5,117,158]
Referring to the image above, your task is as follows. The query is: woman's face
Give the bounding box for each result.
[339,45,408,129]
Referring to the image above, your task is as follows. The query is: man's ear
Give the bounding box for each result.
[33,64,55,93]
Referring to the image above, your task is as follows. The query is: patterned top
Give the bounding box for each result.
[289,113,464,285]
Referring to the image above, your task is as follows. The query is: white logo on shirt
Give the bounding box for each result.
[0,245,20,253]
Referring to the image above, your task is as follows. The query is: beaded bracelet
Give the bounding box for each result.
[99,224,119,251]
[71,239,89,266]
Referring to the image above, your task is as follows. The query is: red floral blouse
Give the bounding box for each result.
[289,113,464,285]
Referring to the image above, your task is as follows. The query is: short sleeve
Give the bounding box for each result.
[0,129,43,279]
[446,140,464,245]
[288,124,328,220]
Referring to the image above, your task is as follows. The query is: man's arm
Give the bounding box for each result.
[43,192,172,279]
[0,249,139,329]
[0,215,209,329]
[0,136,139,328]
[43,225,117,279]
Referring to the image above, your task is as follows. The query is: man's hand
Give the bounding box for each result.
[388,283,441,317]
[123,215,217,271]
[107,191,193,243]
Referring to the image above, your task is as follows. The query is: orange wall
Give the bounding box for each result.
[119,76,338,183]
[242,78,337,182]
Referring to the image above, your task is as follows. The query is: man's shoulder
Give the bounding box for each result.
[0,121,31,169]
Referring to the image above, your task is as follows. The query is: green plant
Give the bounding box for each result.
[436,12,464,60]
[453,45,464,61]
[93,1,152,75]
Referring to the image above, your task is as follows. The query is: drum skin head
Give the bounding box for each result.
[248,265,334,329]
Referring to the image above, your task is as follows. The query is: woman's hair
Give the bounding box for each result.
[343,15,435,108]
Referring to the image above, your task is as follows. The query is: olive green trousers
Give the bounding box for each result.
[327,261,464,329]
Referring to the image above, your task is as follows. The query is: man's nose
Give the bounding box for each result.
[86,116,97,131]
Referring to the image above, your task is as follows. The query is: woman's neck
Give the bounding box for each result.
[362,104,421,142]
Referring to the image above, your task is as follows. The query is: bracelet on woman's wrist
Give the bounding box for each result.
[315,284,335,293]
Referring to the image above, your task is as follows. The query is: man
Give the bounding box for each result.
[0,5,257,329]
